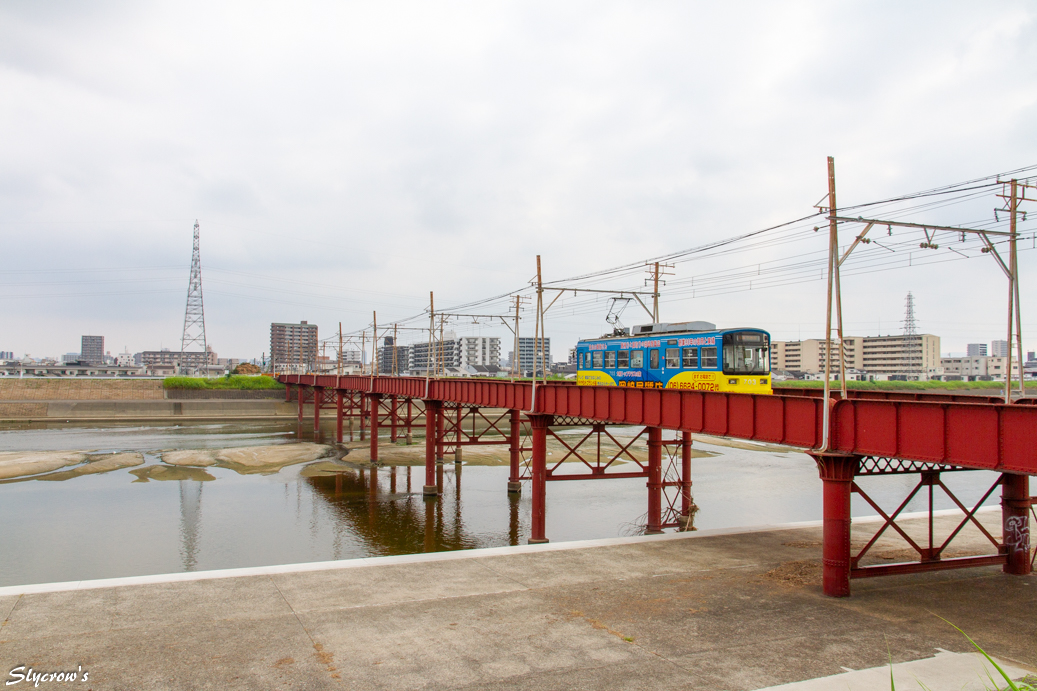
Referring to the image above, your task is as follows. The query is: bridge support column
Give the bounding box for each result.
[1002,473,1032,575]
[369,394,381,464]
[390,396,398,443]
[335,391,344,443]
[454,405,464,464]
[313,387,324,432]
[359,395,366,441]
[435,402,445,463]
[423,400,441,496]
[297,386,305,423]
[285,383,293,402]
[646,427,663,534]
[406,399,414,445]
[529,415,552,544]
[680,431,694,525]
[508,409,522,493]
[813,454,860,597]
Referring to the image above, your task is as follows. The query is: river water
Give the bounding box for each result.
[0,421,1004,588]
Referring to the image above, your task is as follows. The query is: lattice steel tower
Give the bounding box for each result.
[180,220,208,375]
[902,291,917,335]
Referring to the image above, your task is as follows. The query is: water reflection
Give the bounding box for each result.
[304,464,522,556]
[178,480,203,571]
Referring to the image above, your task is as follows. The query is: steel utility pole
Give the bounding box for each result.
[372,311,378,378]
[427,292,435,381]
[338,323,343,376]
[510,295,530,379]
[645,261,674,323]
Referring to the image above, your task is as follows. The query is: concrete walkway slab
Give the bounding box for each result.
[756,650,1031,690]
[0,512,1033,690]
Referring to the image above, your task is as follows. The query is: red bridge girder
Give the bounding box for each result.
[281,374,1037,474]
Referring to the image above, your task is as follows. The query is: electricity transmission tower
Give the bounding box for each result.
[902,291,918,335]
[902,291,921,373]
[180,220,208,376]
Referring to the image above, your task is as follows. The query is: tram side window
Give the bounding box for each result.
[665,348,679,368]
[604,351,616,368]
[617,350,629,368]
[649,349,660,369]
[701,346,717,369]
[631,350,644,368]
[682,347,698,368]
[592,351,603,368]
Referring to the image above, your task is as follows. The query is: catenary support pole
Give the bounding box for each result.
[1002,472,1032,575]
[814,454,859,597]
[508,409,522,493]
[529,414,552,544]
[646,427,663,534]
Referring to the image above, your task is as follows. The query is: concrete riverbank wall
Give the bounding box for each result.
[0,399,297,421]
[0,379,290,419]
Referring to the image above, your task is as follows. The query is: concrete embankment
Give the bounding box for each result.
[0,399,296,421]
[0,378,292,420]
[0,512,1032,690]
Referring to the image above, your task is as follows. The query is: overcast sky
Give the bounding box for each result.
[2,1,1036,361]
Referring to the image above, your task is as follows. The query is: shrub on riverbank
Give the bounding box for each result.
[163,375,284,390]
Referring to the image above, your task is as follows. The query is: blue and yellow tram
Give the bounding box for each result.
[575,321,772,394]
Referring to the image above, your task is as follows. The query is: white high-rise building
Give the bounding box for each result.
[990,340,1010,357]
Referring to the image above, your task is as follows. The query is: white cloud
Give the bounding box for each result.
[1,1,1035,359]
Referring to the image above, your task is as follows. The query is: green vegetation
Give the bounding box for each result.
[775,379,1036,392]
[163,375,284,390]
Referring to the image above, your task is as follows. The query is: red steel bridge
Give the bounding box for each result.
[279,374,1036,597]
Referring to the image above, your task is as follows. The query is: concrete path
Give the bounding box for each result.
[0,514,1033,690]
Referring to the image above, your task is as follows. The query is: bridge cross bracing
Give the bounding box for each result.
[280,374,1035,597]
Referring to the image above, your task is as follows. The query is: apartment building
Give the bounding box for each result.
[81,335,104,365]
[771,334,940,375]
[378,337,410,374]
[770,337,864,373]
[406,334,501,375]
[270,321,318,374]
[516,336,550,376]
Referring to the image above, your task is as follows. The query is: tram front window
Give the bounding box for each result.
[722,331,770,375]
